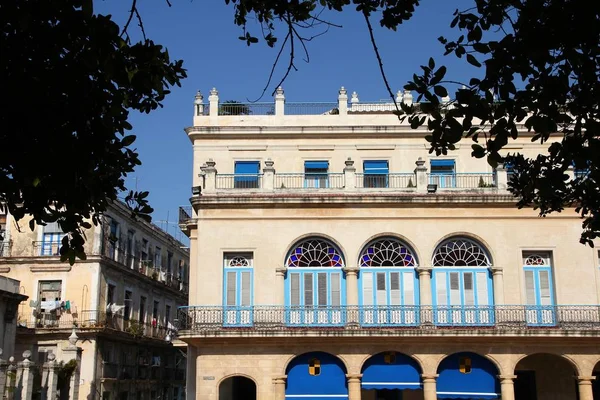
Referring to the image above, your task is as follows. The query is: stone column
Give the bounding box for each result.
[43,354,59,400]
[208,87,219,117]
[203,159,217,193]
[495,165,508,191]
[498,375,516,400]
[346,374,362,400]
[263,159,275,191]
[0,350,8,400]
[343,158,356,191]
[275,268,287,306]
[343,267,359,324]
[417,266,433,324]
[577,376,595,400]
[414,158,428,193]
[338,87,348,115]
[491,267,505,305]
[422,374,438,400]
[272,375,287,400]
[17,351,35,400]
[275,87,285,116]
[62,330,82,400]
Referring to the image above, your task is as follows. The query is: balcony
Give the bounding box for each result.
[176,305,600,336]
[194,158,507,197]
[19,309,173,340]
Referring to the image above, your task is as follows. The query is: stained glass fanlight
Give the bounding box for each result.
[359,238,416,267]
[286,238,344,268]
[432,238,491,267]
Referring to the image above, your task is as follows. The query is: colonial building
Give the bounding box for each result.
[0,201,189,400]
[178,87,600,400]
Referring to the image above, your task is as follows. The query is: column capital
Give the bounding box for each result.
[275,267,287,277]
[498,374,517,381]
[346,373,363,382]
[417,266,433,276]
[421,373,438,381]
[343,267,359,276]
[577,376,596,383]
[272,375,287,384]
[490,266,504,275]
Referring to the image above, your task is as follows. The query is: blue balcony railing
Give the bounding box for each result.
[176,305,600,333]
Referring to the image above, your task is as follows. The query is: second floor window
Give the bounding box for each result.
[430,159,456,188]
[304,161,329,188]
[234,161,260,188]
[124,290,132,321]
[39,280,62,302]
[363,160,389,188]
[41,222,64,256]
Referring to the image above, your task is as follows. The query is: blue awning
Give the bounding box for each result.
[305,161,329,170]
[361,352,422,391]
[431,159,455,167]
[234,161,260,174]
[437,352,500,400]
[364,160,389,174]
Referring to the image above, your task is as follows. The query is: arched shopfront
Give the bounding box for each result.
[436,352,500,399]
[285,351,348,400]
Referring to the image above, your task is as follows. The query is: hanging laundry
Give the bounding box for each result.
[41,300,58,311]
[65,300,71,311]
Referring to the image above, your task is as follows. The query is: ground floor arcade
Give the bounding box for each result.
[185,337,599,400]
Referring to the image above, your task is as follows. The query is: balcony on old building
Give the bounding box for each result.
[176,305,600,337]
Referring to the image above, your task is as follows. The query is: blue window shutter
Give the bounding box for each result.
[364,160,389,174]
[304,161,329,170]
[234,161,260,174]
[430,160,455,168]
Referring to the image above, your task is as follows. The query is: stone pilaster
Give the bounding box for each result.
[263,159,275,190]
[491,267,505,305]
[343,267,359,324]
[208,87,219,117]
[338,87,348,115]
[275,87,285,116]
[414,158,428,193]
[417,266,433,324]
[62,330,82,400]
[16,351,35,400]
[203,159,217,193]
[43,354,59,400]
[343,158,356,191]
[275,267,287,306]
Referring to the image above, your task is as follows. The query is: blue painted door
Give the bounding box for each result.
[430,159,456,188]
[304,161,329,188]
[287,269,344,325]
[360,269,418,326]
[223,268,253,326]
[524,265,555,326]
[433,269,494,325]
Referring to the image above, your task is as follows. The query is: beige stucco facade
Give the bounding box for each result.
[0,201,189,400]
[181,88,600,400]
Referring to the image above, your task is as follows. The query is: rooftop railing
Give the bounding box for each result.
[176,305,600,333]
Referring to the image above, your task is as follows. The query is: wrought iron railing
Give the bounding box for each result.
[219,102,274,116]
[215,174,263,189]
[176,305,600,332]
[178,206,193,225]
[284,102,339,115]
[274,173,345,189]
[428,173,496,189]
[20,309,174,339]
[355,173,417,189]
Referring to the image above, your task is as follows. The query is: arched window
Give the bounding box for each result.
[286,238,344,268]
[285,238,345,326]
[358,238,419,326]
[431,237,493,326]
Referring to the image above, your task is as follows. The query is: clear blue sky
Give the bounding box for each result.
[94,0,478,242]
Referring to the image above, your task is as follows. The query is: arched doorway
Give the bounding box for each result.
[285,238,346,326]
[431,238,494,326]
[218,376,256,400]
[514,353,578,400]
[436,352,500,399]
[286,351,348,399]
[361,351,423,400]
[358,237,420,326]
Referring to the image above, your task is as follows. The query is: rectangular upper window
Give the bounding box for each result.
[430,159,456,173]
[363,160,389,188]
[304,161,329,188]
[234,161,260,188]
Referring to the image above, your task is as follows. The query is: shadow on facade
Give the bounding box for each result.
[514,353,578,400]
